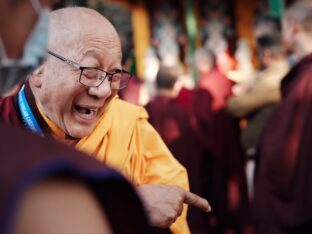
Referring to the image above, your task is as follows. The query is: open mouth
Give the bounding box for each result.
[74,105,97,120]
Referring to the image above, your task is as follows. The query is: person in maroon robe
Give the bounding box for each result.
[254,1,312,233]
[193,48,250,233]
[194,48,234,112]
[146,65,211,233]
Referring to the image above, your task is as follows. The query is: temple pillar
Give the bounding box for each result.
[235,0,255,49]
[132,1,150,79]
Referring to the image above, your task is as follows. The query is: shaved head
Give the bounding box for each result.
[48,7,121,57]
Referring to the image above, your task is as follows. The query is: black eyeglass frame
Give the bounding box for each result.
[47,50,132,90]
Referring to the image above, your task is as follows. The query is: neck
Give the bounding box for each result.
[59,136,79,146]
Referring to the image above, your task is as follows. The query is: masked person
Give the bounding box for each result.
[0,6,211,234]
[0,1,152,234]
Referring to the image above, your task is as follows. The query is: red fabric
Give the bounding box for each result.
[198,68,234,112]
[0,82,56,136]
[119,76,143,105]
[181,86,249,233]
[254,53,312,234]
[0,96,21,126]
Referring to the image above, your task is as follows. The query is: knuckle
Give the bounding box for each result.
[168,210,177,220]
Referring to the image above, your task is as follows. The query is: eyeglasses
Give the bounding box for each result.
[47,51,132,91]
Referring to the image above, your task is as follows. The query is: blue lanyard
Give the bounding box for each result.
[18,85,43,136]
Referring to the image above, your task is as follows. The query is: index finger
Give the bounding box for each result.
[183,191,211,212]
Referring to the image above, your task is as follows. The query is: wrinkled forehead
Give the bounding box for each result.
[49,12,122,68]
[76,31,122,68]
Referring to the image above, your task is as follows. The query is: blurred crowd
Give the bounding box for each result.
[121,1,311,233]
[2,0,312,234]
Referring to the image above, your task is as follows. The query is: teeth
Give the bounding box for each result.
[75,105,96,115]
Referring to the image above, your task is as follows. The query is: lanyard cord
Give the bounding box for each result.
[18,85,43,136]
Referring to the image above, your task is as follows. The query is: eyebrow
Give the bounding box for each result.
[82,50,121,72]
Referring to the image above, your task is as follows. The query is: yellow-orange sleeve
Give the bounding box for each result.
[136,116,191,234]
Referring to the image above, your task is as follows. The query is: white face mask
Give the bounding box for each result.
[0,0,50,95]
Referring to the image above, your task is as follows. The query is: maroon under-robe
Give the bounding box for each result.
[119,75,144,105]
[254,53,312,234]
[0,82,55,136]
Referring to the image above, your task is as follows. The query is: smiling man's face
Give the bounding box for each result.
[31,8,122,138]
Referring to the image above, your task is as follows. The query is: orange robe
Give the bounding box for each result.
[41,96,190,234]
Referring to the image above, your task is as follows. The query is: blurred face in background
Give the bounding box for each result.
[194,56,213,76]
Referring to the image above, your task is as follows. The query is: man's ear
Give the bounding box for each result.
[30,65,44,88]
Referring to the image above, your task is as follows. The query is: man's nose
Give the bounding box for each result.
[87,79,112,99]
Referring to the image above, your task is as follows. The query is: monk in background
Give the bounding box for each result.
[254,0,312,233]
[192,48,250,234]
[194,48,233,112]
[146,65,212,234]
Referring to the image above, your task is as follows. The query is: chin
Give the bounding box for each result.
[68,126,94,139]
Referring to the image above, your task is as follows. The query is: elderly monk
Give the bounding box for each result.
[0,7,210,233]
[254,0,312,233]
[0,1,151,234]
